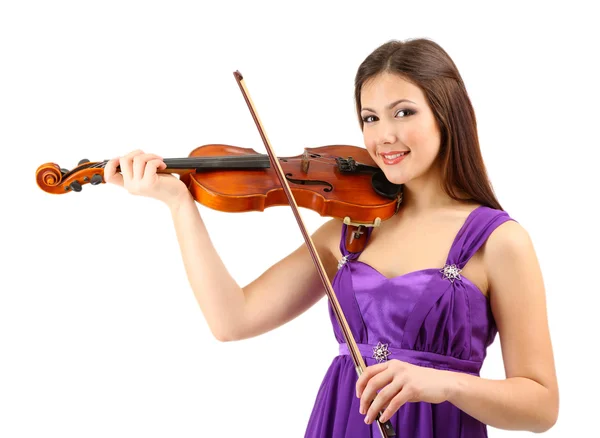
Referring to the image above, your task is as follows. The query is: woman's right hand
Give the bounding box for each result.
[104,149,191,209]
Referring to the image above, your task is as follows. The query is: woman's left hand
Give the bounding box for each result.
[356,360,457,424]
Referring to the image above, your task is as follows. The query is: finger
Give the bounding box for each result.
[356,362,388,397]
[364,378,404,424]
[134,153,164,180]
[120,149,144,183]
[377,385,413,423]
[132,154,148,180]
[104,158,123,186]
[141,158,167,184]
[359,369,394,416]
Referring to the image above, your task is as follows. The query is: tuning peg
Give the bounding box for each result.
[69,181,82,192]
[61,168,70,175]
[78,159,90,165]
[90,174,103,185]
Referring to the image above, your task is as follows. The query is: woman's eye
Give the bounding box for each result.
[395,109,415,118]
[362,115,377,123]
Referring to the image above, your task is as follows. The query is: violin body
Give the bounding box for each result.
[183,144,400,225]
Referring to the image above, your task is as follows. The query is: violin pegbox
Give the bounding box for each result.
[36,159,106,194]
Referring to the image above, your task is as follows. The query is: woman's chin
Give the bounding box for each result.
[382,172,409,185]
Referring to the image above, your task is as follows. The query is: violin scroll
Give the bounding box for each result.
[36,160,106,194]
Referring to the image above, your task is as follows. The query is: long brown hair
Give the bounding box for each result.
[354,38,503,211]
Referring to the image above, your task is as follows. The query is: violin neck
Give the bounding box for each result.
[101,155,271,172]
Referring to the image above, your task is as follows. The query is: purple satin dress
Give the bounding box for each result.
[304,205,515,437]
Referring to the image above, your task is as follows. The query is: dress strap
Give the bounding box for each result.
[446,206,516,268]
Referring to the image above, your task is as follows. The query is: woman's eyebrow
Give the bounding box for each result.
[361,99,416,113]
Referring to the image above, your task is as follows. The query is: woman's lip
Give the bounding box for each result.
[381,152,409,165]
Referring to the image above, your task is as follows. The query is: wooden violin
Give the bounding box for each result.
[36,144,402,252]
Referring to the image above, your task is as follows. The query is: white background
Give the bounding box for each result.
[1,1,598,436]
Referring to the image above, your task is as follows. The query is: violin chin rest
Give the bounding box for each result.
[371,170,402,200]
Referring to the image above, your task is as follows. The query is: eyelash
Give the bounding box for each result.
[361,109,415,124]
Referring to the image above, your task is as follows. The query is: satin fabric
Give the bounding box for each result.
[304,205,515,437]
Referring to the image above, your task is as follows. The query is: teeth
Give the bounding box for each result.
[382,152,407,159]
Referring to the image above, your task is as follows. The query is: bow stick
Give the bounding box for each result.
[233,71,397,437]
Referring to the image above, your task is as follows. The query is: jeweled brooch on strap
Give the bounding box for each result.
[440,263,462,283]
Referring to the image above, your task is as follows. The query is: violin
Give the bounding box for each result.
[35,144,402,252]
[35,71,400,436]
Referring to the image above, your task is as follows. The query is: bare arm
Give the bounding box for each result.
[447,221,559,432]
[104,150,342,343]
[170,194,341,342]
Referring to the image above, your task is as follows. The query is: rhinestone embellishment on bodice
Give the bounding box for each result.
[372,342,391,363]
[440,263,462,283]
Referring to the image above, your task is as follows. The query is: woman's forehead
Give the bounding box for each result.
[361,74,424,109]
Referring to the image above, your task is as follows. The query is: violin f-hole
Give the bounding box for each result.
[284,173,333,192]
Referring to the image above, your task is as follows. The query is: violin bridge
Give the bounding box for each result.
[301,150,310,173]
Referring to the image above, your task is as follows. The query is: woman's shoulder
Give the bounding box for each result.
[481,213,533,270]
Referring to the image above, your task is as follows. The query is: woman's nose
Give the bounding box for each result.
[377,124,397,145]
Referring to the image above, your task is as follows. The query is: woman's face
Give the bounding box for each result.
[360,72,442,185]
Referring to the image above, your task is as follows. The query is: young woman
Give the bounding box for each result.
[104,38,559,437]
